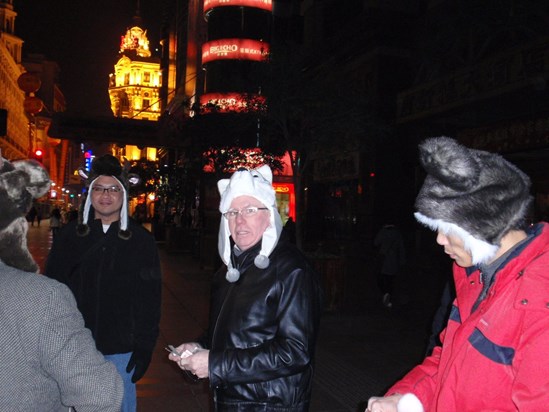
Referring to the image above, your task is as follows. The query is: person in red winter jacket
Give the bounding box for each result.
[367,136,549,412]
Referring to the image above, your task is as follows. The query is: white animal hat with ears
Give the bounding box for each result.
[217,165,283,282]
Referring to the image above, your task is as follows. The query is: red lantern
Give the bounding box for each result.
[23,96,44,114]
[17,73,41,93]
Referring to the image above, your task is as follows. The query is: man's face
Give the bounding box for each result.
[227,195,270,251]
[91,175,124,225]
[436,231,473,267]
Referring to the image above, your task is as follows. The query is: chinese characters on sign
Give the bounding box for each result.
[202,39,269,64]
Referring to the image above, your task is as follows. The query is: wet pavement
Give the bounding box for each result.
[27,220,444,412]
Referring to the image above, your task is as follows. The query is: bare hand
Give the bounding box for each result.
[366,394,402,412]
[179,349,209,379]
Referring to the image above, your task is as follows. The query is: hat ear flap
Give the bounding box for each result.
[255,164,273,184]
[217,179,230,196]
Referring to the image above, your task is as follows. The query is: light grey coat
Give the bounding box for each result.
[0,261,123,411]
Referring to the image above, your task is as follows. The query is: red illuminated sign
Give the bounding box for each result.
[202,39,269,64]
[200,93,265,113]
[204,0,272,14]
[272,182,295,220]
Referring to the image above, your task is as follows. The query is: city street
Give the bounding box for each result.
[27,220,438,412]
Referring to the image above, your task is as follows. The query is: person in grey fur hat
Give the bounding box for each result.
[367,137,549,412]
[45,154,162,412]
[168,165,323,411]
[0,152,123,411]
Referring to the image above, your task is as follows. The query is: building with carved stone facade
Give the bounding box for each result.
[109,17,162,122]
[0,0,28,160]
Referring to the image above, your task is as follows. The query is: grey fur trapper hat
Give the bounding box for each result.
[414,136,532,265]
[0,150,50,272]
[77,154,140,239]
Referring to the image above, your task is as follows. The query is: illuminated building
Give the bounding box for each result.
[200,0,271,115]
[0,0,28,160]
[108,11,160,163]
[109,18,161,122]
[22,54,68,195]
[0,0,68,198]
[106,10,163,220]
[159,0,295,224]
[201,1,294,222]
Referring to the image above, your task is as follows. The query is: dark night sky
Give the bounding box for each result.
[15,0,166,116]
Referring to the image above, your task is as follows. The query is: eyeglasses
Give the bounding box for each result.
[223,207,268,220]
[91,185,122,195]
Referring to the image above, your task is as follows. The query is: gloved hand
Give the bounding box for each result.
[126,348,152,383]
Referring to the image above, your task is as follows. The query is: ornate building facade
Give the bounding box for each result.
[0,0,28,160]
[109,21,162,122]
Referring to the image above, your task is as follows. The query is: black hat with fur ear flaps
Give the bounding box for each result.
[414,136,533,265]
[77,154,140,240]
[0,150,50,272]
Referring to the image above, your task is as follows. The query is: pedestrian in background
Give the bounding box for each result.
[367,136,549,412]
[374,222,406,308]
[168,165,322,411]
[424,279,455,357]
[45,154,162,412]
[26,204,37,226]
[0,153,123,411]
[36,204,43,227]
[49,207,62,239]
[283,215,296,243]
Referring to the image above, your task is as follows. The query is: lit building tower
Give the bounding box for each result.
[200,0,272,121]
[108,12,162,122]
[23,53,68,196]
[108,7,160,163]
[199,1,295,223]
[107,6,161,219]
[0,0,29,160]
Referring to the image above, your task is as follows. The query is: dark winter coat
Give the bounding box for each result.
[204,239,322,411]
[44,218,161,356]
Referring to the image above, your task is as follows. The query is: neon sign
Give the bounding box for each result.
[272,182,295,220]
[84,150,93,172]
[200,92,265,113]
[202,39,269,64]
[204,0,272,13]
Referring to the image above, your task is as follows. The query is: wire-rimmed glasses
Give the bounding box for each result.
[91,185,122,195]
[222,207,268,220]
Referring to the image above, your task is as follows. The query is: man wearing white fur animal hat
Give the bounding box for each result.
[168,165,322,411]
[367,136,549,412]
[0,152,123,411]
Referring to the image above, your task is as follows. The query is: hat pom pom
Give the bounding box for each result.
[226,267,240,283]
[254,254,270,269]
[76,223,90,237]
[118,229,132,240]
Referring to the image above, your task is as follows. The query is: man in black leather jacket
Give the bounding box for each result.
[169,165,322,411]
